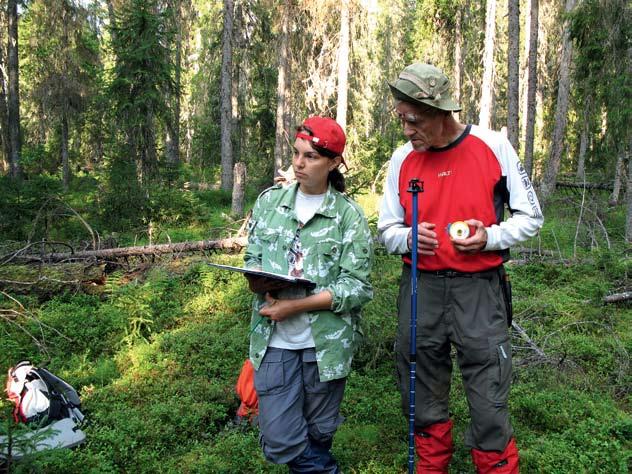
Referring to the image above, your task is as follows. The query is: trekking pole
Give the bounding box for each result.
[407,178,423,474]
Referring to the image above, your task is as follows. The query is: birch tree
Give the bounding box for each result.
[219,0,234,191]
[0,1,9,173]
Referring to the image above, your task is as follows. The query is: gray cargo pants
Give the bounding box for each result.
[254,347,345,468]
[395,265,513,452]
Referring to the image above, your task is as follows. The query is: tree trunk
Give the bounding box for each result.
[219,0,234,192]
[626,135,632,242]
[0,50,9,173]
[540,0,576,200]
[522,0,539,179]
[61,112,70,191]
[274,1,291,177]
[232,53,241,164]
[576,96,592,180]
[7,0,21,179]
[231,161,246,217]
[140,114,158,185]
[378,14,392,134]
[166,0,181,166]
[478,0,496,129]
[507,0,520,150]
[232,2,244,169]
[0,2,8,174]
[609,152,624,206]
[17,237,250,263]
[625,45,632,242]
[61,7,70,190]
[335,0,350,130]
[453,6,464,122]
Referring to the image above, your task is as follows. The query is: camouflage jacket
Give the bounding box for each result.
[245,182,373,381]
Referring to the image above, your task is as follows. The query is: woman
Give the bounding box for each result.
[244,116,373,473]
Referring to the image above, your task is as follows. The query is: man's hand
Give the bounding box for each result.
[407,222,439,256]
[259,292,296,322]
[244,274,290,294]
[451,219,488,254]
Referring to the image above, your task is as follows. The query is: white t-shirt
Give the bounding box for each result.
[269,189,325,349]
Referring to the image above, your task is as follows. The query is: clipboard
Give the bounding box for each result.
[207,262,317,290]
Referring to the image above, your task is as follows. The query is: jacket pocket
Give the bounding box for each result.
[487,336,512,406]
[259,233,286,274]
[311,241,342,280]
[254,349,285,395]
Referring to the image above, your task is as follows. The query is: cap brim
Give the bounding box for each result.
[388,82,462,112]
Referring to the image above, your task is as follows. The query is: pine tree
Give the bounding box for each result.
[106,0,174,225]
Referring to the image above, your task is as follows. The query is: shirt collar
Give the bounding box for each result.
[279,182,338,218]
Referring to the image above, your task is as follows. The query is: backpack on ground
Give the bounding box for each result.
[5,361,84,427]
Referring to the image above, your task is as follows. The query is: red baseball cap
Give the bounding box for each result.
[296,116,346,157]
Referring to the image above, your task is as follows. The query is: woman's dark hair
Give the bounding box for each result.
[296,125,346,193]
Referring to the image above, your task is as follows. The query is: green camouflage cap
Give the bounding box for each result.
[389,63,461,112]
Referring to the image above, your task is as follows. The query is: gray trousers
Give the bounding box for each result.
[254,347,346,465]
[395,265,513,452]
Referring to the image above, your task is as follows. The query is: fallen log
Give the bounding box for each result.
[511,247,557,257]
[15,237,249,263]
[556,181,613,191]
[603,291,632,304]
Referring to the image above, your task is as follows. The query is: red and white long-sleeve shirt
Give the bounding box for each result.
[378,124,543,272]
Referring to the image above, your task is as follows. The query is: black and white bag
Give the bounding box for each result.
[5,361,84,426]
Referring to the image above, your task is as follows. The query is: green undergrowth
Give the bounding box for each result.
[1,193,631,472]
[1,249,630,473]
[0,174,253,246]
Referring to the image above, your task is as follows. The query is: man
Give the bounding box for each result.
[378,63,543,473]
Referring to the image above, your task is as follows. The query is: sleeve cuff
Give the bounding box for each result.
[484,226,501,251]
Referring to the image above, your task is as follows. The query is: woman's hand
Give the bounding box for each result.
[259,293,296,322]
[258,290,334,322]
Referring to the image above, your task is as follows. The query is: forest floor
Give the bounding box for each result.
[0,186,630,473]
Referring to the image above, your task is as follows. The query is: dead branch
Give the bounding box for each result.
[509,258,573,266]
[27,196,100,250]
[15,237,249,263]
[560,196,611,249]
[0,290,72,355]
[371,160,390,194]
[604,291,632,304]
[511,320,548,359]
[0,275,80,286]
[59,201,100,250]
[236,210,252,238]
